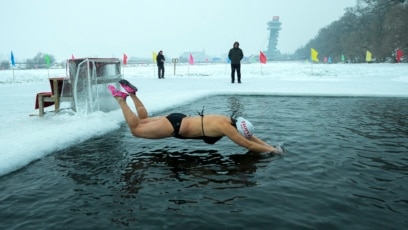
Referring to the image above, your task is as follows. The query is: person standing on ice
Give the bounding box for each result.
[107,79,282,154]
[156,50,165,79]
[228,41,244,83]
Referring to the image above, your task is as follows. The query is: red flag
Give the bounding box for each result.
[260,51,267,64]
[396,49,403,63]
[123,53,128,65]
[71,54,75,60]
[189,53,194,65]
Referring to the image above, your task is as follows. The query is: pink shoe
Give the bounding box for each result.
[108,85,128,99]
[119,79,138,94]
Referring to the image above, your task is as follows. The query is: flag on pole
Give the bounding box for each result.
[311,48,319,62]
[152,51,157,63]
[10,51,15,67]
[189,53,194,65]
[45,54,51,67]
[396,49,403,63]
[365,50,372,62]
[260,51,267,64]
[123,53,128,65]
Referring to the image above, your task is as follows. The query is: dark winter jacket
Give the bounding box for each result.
[228,47,243,65]
[156,53,165,67]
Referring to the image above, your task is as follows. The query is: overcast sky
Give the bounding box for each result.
[1,0,356,61]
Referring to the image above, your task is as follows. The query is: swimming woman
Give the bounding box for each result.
[108,80,280,154]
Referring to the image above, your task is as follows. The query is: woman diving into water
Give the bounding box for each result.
[108,80,281,154]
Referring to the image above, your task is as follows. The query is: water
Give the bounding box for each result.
[1,95,407,229]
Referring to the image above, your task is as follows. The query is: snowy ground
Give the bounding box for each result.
[0,62,407,176]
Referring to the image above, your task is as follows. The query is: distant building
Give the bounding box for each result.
[127,56,153,65]
[179,51,211,63]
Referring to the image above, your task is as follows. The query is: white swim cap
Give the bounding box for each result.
[236,117,254,139]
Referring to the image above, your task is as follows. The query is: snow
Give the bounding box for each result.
[0,62,407,177]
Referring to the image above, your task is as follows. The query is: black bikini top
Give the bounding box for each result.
[174,108,240,145]
[193,108,239,144]
[196,107,223,144]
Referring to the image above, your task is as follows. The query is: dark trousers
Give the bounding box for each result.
[231,63,241,83]
[158,65,165,78]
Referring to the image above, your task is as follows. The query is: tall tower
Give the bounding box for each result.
[266,16,282,60]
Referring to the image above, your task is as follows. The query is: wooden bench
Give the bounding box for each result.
[35,77,64,116]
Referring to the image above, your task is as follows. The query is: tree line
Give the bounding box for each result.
[0,52,58,70]
[294,0,408,63]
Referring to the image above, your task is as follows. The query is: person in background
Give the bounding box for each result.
[156,50,165,79]
[228,41,244,83]
[107,79,282,154]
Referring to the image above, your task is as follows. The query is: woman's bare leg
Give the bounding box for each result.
[115,97,140,130]
[115,96,173,138]
[128,94,148,119]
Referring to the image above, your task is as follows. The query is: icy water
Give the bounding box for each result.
[1,95,407,229]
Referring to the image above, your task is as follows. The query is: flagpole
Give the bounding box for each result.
[311,62,314,75]
[188,53,194,75]
[122,53,127,78]
[45,54,50,78]
[310,48,319,75]
[152,52,157,78]
[122,65,125,78]
[11,51,16,81]
[259,51,267,75]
